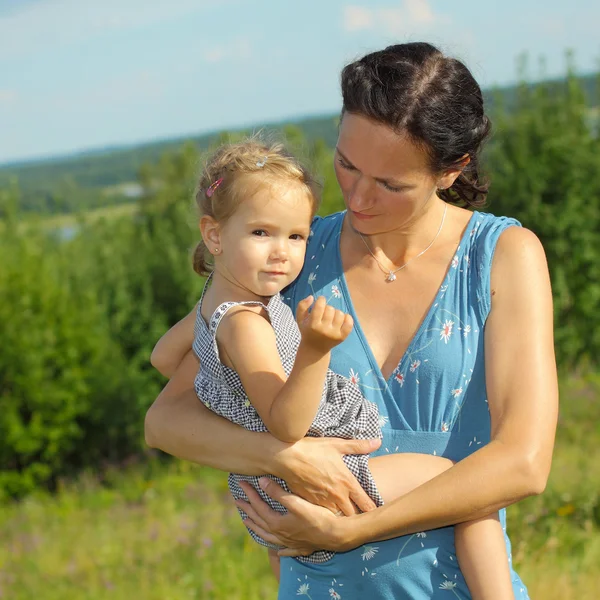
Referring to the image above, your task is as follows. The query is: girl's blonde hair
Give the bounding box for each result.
[193,137,321,276]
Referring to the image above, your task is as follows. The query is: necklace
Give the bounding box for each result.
[358,203,448,282]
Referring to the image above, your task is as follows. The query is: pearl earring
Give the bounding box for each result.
[213,247,220,254]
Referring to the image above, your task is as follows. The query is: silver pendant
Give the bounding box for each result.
[386,272,397,282]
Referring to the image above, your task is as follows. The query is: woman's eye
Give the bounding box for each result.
[252,229,268,236]
[337,158,355,171]
[382,181,403,193]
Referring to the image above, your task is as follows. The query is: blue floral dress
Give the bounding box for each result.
[278,210,530,600]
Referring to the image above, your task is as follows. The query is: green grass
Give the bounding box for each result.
[1,374,598,599]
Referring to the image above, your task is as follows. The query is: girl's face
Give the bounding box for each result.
[211,179,313,298]
[334,112,457,234]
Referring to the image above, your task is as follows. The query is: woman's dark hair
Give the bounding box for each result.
[341,42,490,207]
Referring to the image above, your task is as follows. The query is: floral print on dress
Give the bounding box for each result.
[349,368,360,385]
[439,319,454,343]
[361,545,379,561]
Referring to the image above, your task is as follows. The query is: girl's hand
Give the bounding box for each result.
[236,479,354,557]
[273,436,381,516]
[296,295,354,354]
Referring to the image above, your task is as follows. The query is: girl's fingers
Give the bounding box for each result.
[295,295,313,324]
[322,305,335,325]
[340,314,354,338]
[332,308,345,330]
[310,296,327,322]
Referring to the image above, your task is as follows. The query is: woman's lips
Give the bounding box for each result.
[352,211,376,220]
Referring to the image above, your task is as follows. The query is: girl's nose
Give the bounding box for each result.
[270,240,288,261]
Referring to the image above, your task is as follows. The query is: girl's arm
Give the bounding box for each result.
[144,348,381,515]
[150,304,198,378]
[219,296,353,443]
[235,227,559,556]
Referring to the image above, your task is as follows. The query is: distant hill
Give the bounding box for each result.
[1,73,597,213]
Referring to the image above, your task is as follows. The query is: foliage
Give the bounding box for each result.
[487,63,600,368]
[0,65,599,496]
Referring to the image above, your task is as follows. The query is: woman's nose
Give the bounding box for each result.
[346,176,373,212]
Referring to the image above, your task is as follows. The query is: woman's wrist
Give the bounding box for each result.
[332,513,365,551]
[262,433,295,479]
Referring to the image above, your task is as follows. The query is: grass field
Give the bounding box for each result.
[1,374,598,599]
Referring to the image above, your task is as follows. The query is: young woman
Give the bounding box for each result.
[146,42,558,599]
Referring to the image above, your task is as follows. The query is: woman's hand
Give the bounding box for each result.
[236,479,355,557]
[272,436,381,516]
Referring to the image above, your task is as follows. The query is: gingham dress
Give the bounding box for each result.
[192,279,383,564]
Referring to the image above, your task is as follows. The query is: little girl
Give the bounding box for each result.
[151,138,515,599]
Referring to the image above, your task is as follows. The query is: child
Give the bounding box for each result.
[151,138,515,599]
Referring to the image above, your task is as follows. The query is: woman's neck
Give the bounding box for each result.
[347,198,450,268]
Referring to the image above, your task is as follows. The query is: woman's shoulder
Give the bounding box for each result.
[467,210,522,262]
[309,211,345,242]
[465,210,524,322]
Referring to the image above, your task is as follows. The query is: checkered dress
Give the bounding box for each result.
[192,285,383,564]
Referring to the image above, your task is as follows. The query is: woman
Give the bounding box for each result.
[145,42,558,599]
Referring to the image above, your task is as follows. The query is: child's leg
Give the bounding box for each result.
[368,454,514,600]
[455,515,514,600]
[267,548,280,583]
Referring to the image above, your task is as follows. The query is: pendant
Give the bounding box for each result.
[386,272,397,282]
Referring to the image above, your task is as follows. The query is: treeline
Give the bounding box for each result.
[1,71,597,215]
[0,69,599,498]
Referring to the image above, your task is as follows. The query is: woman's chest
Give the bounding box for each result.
[343,267,448,380]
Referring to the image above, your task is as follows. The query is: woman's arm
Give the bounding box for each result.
[150,304,197,378]
[144,349,380,513]
[236,227,559,555]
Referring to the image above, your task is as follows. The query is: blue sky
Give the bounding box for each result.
[0,0,598,164]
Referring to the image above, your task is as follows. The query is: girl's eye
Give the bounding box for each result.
[252,230,268,236]
[289,234,305,241]
[337,158,356,171]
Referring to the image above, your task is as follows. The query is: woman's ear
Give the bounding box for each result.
[437,154,470,190]
[200,215,221,254]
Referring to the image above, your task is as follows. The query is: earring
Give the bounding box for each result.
[213,248,220,254]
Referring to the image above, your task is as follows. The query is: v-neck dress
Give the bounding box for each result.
[278,210,530,600]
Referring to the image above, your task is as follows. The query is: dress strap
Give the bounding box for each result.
[470,213,521,323]
[208,300,267,336]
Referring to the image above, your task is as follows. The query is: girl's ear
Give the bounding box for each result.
[437,154,470,190]
[200,215,221,254]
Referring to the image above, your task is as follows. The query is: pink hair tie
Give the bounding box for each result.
[205,177,224,198]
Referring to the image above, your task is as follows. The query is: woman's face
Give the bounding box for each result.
[334,112,450,234]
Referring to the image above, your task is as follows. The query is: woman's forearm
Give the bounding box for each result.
[338,439,542,550]
[145,350,287,475]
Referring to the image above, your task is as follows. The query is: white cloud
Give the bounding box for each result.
[203,38,253,64]
[0,0,229,60]
[343,7,374,32]
[0,90,18,104]
[343,1,451,36]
